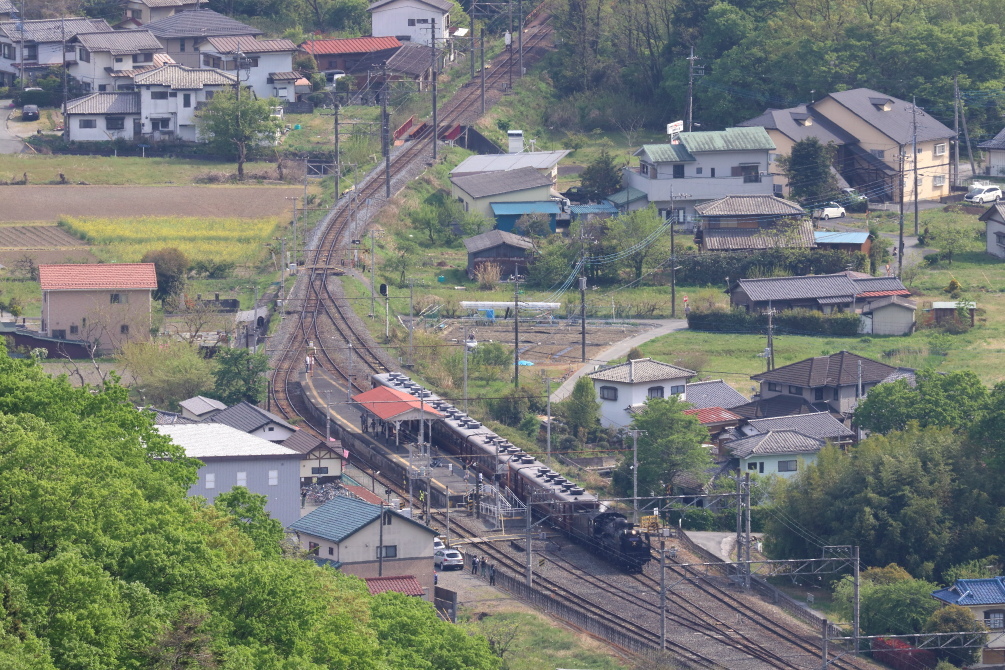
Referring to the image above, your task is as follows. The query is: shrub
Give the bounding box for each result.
[677,248,867,286]
[687,307,861,336]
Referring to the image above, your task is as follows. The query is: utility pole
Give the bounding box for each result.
[445,485,451,547]
[463,327,470,413]
[513,266,520,386]
[953,75,960,189]
[660,540,667,650]
[764,305,775,371]
[579,275,587,362]
[408,278,415,366]
[736,474,743,580]
[912,96,919,236]
[518,0,523,78]
[381,62,391,198]
[369,230,376,318]
[507,0,513,89]
[470,16,476,79]
[347,341,353,401]
[525,494,533,587]
[333,99,340,194]
[480,27,486,114]
[430,18,438,160]
[669,187,690,318]
[744,472,752,589]
[325,390,332,442]
[853,546,861,656]
[378,504,385,576]
[821,620,829,670]
[959,79,978,179]
[686,47,696,132]
[279,237,286,320]
[898,150,905,277]
[384,285,390,341]
[627,429,644,524]
[545,373,552,465]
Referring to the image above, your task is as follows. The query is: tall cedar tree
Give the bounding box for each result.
[778,138,838,205]
[563,376,600,441]
[579,149,622,201]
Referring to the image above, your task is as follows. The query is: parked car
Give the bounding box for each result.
[433,537,445,553]
[433,549,464,570]
[560,185,589,204]
[812,202,846,220]
[21,105,38,121]
[964,184,1002,204]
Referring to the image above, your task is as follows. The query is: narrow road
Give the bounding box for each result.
[0,100,27,153]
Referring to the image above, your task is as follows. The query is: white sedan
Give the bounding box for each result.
[813,202,846,220]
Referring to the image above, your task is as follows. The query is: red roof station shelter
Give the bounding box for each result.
[352,385,442,449]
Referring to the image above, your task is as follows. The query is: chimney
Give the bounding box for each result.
[629,358,635,383]
[507,130,524,153]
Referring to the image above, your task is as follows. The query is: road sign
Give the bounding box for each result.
[667,120,684,135]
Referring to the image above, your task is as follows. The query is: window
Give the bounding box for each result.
[934,143,947,156]
[120,324,129,334]
[710,167,715,178]
[69,325,78,335]
[183,93,191,108]
[778,460,798,473]
[106,117,125,130]
[672,164,684,179]
[311,467,329,475]
[695,167,703,175]
[131,8,142,18]
[732,164,761,183]
[670,385,685,395]
[267,426,274,432]
[97,84,106,91]
[833,387,840,401]
[648,386,664,399]
[986,610,1005,630]
[639,162,650,177]
[767,382,781,392]
[377,545,398,558]
[2,44,12,59]
[205,473,215,489]
[150,118,171,130]
[150,91,169,100]
[382,511,392,525]
[52,329,66,339]
[79,119,97,129]
[328,546,334,555]
[111,293,123,304]
[870,149,886,160]
[996,232,1005,247]
[599,386,618,401]
[747,462,758,471]
[236,471,246,487]
[24,45,37,61]
[416,17,429,23]
[79,48,90,63]
[933,175,946,187]
[268,470,279,486]
[788,385,802,395]
[815,388,825,401]
[308,541,319,555]
[179,39,185,52]
[133,52,153,63]
[408,18,416,25]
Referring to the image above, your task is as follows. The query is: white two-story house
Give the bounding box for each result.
[588,358,697,429]
[624,126,776,224]
[0,17,113,87]
[67,30,166,92]
[198,35,298,102]
[368,0,451,46]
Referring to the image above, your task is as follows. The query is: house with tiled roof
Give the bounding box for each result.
[588,358,696,428]
[64,92,142,141]
[301,36,402,73]
[0,17,114,87]
[450,166,555,218]
[282,429,344,486]
[66,30,165,92]
[369,0,452,46]
[624,127,777,225]
[463,229,533,279]
[724,430,826,477]
[198,35,298,102]
[683,407,744,442]
[209,400,296,442]
[39,263,157,353]
[932,576,1005,666]
[119,0,199,27]
[694,195,810,251]
[682,379,748,410]
[156,423,302,526]
[979,128,1005,177]
[289,497,438,600]
[750,351,909,417]
[143,10,261,68]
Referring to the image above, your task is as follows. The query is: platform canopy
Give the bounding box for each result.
[460,301,561,311]
[351,386,442,422]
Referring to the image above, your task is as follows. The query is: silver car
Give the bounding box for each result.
[434,549,464,570]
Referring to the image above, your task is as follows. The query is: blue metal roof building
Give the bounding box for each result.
[814,231,870,245]
[932,577,1005,606]
[490,201,561,233]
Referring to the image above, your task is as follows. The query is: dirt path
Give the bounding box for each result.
[0,185,302,221]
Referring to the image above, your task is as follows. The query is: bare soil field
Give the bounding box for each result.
[0,185,302,221]
[0,249,98,266]
[0,225,85,248]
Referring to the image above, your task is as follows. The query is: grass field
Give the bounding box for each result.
[0,155,278,185]
[58,215,282,266]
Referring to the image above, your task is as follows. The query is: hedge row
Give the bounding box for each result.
[677,248,868,286]
[687,307,862,337]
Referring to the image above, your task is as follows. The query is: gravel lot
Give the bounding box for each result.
[0,185,301,221]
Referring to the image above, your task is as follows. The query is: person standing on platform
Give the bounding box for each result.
[489,563,496,586]
[472,555,479,575]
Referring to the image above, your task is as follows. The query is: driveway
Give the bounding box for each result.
[0,101,26,153]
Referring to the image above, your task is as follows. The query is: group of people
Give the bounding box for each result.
[470,554,497,586]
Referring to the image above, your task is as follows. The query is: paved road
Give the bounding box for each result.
[0,100,26,153]
[549,318,688,403]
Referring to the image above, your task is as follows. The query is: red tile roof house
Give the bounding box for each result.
[39,263,157,354]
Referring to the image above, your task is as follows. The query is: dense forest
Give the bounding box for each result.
[546,0,1005,138]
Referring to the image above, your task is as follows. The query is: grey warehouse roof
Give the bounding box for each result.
[209,401,295,433]
[64,92,140,115]
[589,358,696,384]
[74,30,163,54]
[156,423,300,458]
[451,150,570,175]
[463,229,533,253]
[450,166,553,199]
[726,430,825,458]
[684,380,748,409]
[144,9,261,38]
[703,222,815,251]
[736,273,857,302]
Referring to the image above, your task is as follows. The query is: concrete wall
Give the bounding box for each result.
[66,113,140,141]
[450,183,553,218]
[191,454,301,527]
[249,422,296,442]
[592,377,688,429]
[986,215,1005,259]
[42,287,151,352]
[740,453,816,478]
[370,0,448,45]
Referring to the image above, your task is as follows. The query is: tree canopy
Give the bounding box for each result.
[777,138,838,205]
[854,369,989,435]
[209,348,269,406]
[196,90,282,180]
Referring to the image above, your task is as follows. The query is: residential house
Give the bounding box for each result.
[198,35,298,102]
[289,496,439,599]
[178,395,226,421]
[683,406,744,443]
[606,186,648,213]
[490,201,562,233]
[980,203,1005,259]
[282,429,344,486]
[979,128,1005,177]
[860,295,917,335]
[345,40,441,93]
[64,91,142,141]
[119,0,199,27]
[300,36,401,75]
[725,430,825,478]
[738,104,854,197]
[682,379,748,410]
[39,263,156,353]
[369,0,451,46]
[931,577,1005,666]
[734,411,855,447]
[450,167,554,218]
[728,273,912,323]
[450,150,570,181]
[67,30,165,92]
[587,358,696,429]
[132,63,235,140]
[209,400,297,442]
[741,88,956,203]
[813,230,871,254]
[730,394,819,420]
[156,423,301,526]
[144,10,261,68]
[694,195,810,251]
[624,127,777,223]
[749,351,911,417]
[0,17,114,87]
[0,0,17,19]
[463,229,533,279]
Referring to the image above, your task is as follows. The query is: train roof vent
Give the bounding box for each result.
[521,456,535,464]
[570,487,585,495]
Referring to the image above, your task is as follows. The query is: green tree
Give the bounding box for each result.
[209,348,268,406]
[611,396,710,497]
[930,223,977,264]
[141,247,188,308]
[489,385,531,427]
[471,342,512,381]
[835,573,940,636]
[777,138,838,205]
[942,557,1002,583]
[196,90,282,180]
[121,340,216,410]
[527,237,575,288]
[854,370,989,434]
[561,377,601,442]
[604,206,670,280]
[923,605,988,667]
[579,149,622,201]
[213,487,285,557]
